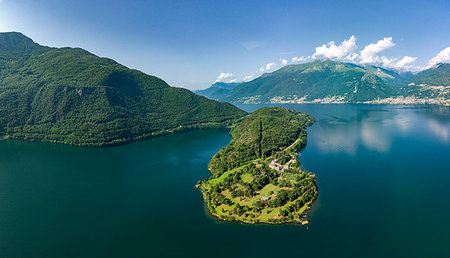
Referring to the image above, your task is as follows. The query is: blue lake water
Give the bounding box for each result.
[0,104,449,257]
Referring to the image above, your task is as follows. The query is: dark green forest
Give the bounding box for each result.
[0,32,246,146]
[208,107,314,175]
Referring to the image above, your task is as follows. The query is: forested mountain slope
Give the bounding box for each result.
[217,59,398,103]
[0,32,246,146]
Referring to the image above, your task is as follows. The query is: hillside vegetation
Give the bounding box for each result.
[0,32,246,146]
[219,59,398,103]
[199,60,449,105]
[198,107,317,224]
[398,63,450,102]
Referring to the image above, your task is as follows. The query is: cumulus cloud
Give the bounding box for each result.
[309,35,422,72]
[312,35,357,59]
[281,59,288,65]
[214,72,236,83]
[265,62,276,70]
[393,56,417,70]
[428,47,450,67]
[292,56,307,63]
[359,37,395,64]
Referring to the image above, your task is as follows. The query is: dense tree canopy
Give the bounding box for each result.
[0,32,246,146]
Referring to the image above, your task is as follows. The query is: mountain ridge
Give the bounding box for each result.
[219,59,398,103]
[198,59,449,105]
[0,32,247,146]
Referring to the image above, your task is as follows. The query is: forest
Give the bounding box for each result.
[0,32,246,146]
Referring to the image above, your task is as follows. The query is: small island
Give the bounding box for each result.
[197,107,317,224]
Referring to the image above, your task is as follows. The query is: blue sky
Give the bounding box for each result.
[0,0,449,90]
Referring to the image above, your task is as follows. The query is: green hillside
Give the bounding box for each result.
[399,63,450,101]
[406,63,450,86]
[0,32,246,146]
[198,107,317,224]
[364,65,413,89]
[208,107,314,175]
[218,59,398,103]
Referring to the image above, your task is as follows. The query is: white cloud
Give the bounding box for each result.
[214,72,236,83]
[312,35,357,59]
[393,56,417,70]
[309,36,423,72]
[265,62,276,70]
[292,56,307,63]
[281,59,288,65]
[428,47,450,67]
[359,37,395,64]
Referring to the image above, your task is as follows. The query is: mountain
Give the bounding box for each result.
[0,32,246,146]
[406,63,450,86]
[195,82,241,100]
[399,63,450,102]
[217,59,398,104]
[364,65,413,89]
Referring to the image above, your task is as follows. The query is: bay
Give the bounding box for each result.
[0,104,449,257]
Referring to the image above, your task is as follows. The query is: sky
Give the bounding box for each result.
[0,0,449,90]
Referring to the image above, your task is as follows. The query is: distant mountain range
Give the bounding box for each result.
[194,82,241,100]
[0,32,246,146]
[197,60,450,105]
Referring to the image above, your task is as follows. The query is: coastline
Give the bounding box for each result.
[232,96,450,106]
[1,120,236,148]
[199,186,315,225]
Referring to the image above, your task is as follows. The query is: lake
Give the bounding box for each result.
[0,104,449,257]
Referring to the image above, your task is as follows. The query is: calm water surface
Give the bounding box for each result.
[0,104,449,257]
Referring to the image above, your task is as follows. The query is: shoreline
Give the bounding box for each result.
[233,98,450,106]
[199,187,315,225]
[0,120,236,148]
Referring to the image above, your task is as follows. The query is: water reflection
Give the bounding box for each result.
[237,104,450,154]
[360,120,391,152]
[309,105,450,154]
[428,119,449,143]
[315,119,358,154]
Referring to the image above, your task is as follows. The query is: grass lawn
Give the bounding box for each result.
[259,184,279,196]
[241,173,253,183]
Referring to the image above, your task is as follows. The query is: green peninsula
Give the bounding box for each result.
[198,107,317,224]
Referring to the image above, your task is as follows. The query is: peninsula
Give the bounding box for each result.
[197,107,317,224]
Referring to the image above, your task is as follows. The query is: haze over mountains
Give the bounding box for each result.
[194,82,241,100]
[197,59,450,105]
[0,32,246,146]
